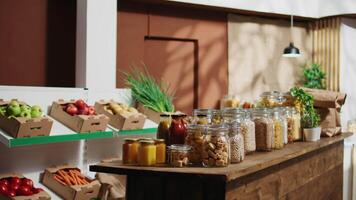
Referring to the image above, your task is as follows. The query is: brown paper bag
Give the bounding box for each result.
[303,88,347,137]
[96,173,126,200]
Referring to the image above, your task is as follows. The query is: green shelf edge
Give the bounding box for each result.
[7,128,157,147]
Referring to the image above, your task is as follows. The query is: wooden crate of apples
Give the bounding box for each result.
[49,99,109,133]
[0,99,53,138]
[95,100,146,130]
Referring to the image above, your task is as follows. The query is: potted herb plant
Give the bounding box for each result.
[301,110,321,142]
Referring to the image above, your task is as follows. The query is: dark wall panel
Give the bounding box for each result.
[0,0,76,87]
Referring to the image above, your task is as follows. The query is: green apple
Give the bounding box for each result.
[31,105,43,118]
[19,110,31,118]
[0,106,6,116]
[7,102,21,117]
[20,105,31,112]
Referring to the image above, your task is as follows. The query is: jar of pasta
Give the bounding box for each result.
[168,144,191,167]
[228,123,244,163]
[155,139,166,164]
[122,138,139,164]
[185,124,206,165]
[157,114,171,144]
[193,109,212,125]
[272,110,284,149]
[259,92,278,108]
[285,107,302,142]
[252,109,274,151]
[137,140,156,166]
[212,109,222,125]
[221,94,240,109]
[202,124,229,167]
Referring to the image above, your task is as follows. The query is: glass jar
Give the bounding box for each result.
[221,94,240,108]
[241,110,256,153]
[202,124,229,167]
[259,92,278,108]
[281,92,294,107]
[169,114,188,145]
[193,109,212,125]
[272,110,284,149]
[185,124,206,165]
[168,144,191,167]
[285,107,302,142]
[252,109,274,151]
[155,139,166,164]
[228,123,244,163]
[122,138,139,164]
[157,114,171,144]
[212,109,222,125]
[274,108,288,144]
[221,108,245,124]
[137,140,156,166]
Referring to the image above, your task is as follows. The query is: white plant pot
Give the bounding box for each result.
[303,127,321,142]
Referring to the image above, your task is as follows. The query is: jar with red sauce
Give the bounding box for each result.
[169,114,187,145]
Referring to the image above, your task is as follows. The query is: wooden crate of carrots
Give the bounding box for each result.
[42,165,101,200]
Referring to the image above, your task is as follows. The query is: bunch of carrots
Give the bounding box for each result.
[53,169,90,186]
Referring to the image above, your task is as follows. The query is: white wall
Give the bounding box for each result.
[340,17,356,200]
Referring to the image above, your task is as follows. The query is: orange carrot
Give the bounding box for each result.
[57,171,72,185]
[54,175,67,185]
[69,171,78,185]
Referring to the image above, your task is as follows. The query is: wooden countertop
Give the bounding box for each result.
[90,132,352,182]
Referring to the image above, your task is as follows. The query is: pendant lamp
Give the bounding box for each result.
[283,15,301,57]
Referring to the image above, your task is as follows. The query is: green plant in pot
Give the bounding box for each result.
[302,63,326,89]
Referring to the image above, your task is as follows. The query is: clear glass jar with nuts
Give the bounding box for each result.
[228,123,245,163]
[193,109,212,125]
[185,124,206,166]
[168,144,191,167]
[202,124,230,167]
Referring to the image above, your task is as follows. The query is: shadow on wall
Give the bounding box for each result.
[228,14,313,100]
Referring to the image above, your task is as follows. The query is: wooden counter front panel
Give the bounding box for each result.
[226,142,343,200]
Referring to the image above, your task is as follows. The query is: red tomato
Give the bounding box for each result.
[10,182,19,191]
[20,178,33,188]
[17,185,33,196]
[9,177,21,185]
[88,106,95,115]
[66,104,78,116]
[0,184,8,195]
[75,99,87,110]
[78,106,89,115]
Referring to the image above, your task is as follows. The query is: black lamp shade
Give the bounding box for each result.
[283,42,300,57]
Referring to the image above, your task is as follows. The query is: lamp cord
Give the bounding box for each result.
[290,14,293,42]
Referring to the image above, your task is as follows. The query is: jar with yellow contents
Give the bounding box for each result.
[122,138,139,164]
[137,140,157,166]
[155,139,166,164]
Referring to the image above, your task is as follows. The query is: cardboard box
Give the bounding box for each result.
[41,165,100,200]
[0,99,53,138]
[49,100,109,133]
[95,100,146,130]
[137,103,162,124]
[0,173,51,200]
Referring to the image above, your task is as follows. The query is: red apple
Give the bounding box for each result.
[20,178,33,188]
[78,106,89,115]
[6,190,16,197]
[9,177,21,185]
[17,185,32,196]
[75,99,87,110]
[66,104,78,116]
[0,179,9,187]
[0,184,8,195]
[88,106,95,115]
[10,182,19,191]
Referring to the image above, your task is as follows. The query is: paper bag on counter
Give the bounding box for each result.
[303,88,347,137]
[96,173,126,200]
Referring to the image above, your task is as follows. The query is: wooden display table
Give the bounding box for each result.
[90,133,352,200]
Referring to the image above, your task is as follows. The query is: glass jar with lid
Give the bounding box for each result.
[221,94,240,108]
[285,107,302,142]
[193,109,212,125]
[137,140,156,166]
[168,144,191,167]
[202,124,229,167]
[281,92,294,107]
[228,123,245,163]
[241,110,256,153]
[169,114,188,145]
[155,139,166,164]
[259,92,278,108]
[221,108,245,124]
[122,138,139,164]
[274,107,288,144]
[211,109,222,125]
[185,124,206,165]
[271,109,284,149]
[157,114,171,144]
[252,108,274,151]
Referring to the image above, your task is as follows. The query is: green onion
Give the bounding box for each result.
[124,66,175,113]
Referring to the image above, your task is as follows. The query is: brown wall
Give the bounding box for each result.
[117,2,228,113]
[0,0,76,87]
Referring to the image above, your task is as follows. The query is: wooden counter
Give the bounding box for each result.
[90,133,352,200]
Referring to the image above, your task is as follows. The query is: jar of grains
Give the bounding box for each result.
[285,107,302,142]
[202,124,230,167]
[228,123,244,163]
[212,109,223,125]
[271,110,284,149]
[185,124,206,165]
[193,109,212,125]
[252,109,274,151]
